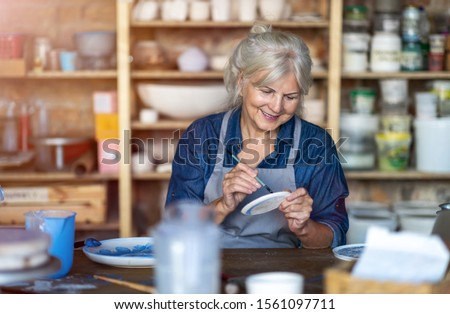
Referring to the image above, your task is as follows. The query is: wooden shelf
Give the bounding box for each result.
[342,71,450,80]
[0,172,118,182]
[131,19,329,29]
[132,70,328,79]
[132,119,192,130]
[25,70,117,79]
[133,172,171,180]
[345,170,450,180]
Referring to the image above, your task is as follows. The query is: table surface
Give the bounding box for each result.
[0,248,338,294]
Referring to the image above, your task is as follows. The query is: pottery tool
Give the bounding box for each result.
[226,148,273,193]
[0,185,4,202]
[94,275,156,293]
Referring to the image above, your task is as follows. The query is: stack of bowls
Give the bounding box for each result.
[393,200,438,235]
[346,201,397,244]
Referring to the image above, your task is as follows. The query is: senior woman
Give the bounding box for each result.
[166,24,348,249]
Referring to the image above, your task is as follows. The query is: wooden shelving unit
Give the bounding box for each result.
[116,0,340,237]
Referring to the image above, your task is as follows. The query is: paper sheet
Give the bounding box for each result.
[352,226,450,284]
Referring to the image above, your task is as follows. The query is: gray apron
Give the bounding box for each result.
[204,110,302,248]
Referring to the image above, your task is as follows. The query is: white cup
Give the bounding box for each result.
[139,108,159,124]
[133,0,159,21]
[246,272,304,294]
[238,0,257,22]
[189,1,210,21]
[162,0,188,21]
[258,0,286,21]
[211,0,231,22]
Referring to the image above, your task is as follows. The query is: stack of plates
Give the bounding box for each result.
[0,228,51,271]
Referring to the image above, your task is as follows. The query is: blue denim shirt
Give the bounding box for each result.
[166,108,349,248]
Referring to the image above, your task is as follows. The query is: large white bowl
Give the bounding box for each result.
[137,82,228,120]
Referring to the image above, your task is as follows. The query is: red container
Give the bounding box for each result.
[0,33,25,59]
[429,52,445,71]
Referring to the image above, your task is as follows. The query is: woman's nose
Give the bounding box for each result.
[268,94,283,113]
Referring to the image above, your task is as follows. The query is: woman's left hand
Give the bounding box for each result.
[279,187,313,234]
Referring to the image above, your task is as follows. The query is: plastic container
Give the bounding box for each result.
[375,132,412,171]
[153,200,221,293]
[344,5,368,21]
[379,79,408,104]
[350,88,376,113]
[375,0,402,13]
[373,12,401,33]
[414,118,450,172]
[370,32,401,72]
[342,33,370,72]
[401,5,421,42]
[380,114,412,132]
[340,113,379,170]
[401,41,423,71]
[414,92,438,119]
[431,80,450,117]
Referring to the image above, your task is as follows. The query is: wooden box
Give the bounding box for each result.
[95,113,119,140]
[0,184,107,224]
[325,261,450,294]
[0,59,26,77]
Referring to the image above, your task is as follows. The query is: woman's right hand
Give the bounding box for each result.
[215,163,261,222]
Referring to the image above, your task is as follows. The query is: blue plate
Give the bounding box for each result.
[83,237,154,268]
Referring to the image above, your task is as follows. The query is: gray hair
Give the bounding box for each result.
[224,24,313,110]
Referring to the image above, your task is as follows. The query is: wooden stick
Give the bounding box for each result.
[94,275,156,293]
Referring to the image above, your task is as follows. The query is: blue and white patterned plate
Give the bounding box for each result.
[332,244,365,261]
[83,237,154,268]
[241,191,290,216]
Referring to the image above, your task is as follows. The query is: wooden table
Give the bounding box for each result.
[0,248,338,294]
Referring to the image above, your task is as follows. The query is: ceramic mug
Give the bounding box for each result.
[25,210,76,278]
[59,51,78,71]
[189,0,210,21]
[238,0,257,22]
[246,272,304,294]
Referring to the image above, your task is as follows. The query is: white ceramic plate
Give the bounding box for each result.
[332,243,365,261]
[241,191,290,216]
[82,237,155,268]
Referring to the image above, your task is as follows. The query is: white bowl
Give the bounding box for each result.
[137,82,228,120]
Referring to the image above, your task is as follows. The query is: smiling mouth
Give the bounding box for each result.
[261,110,280,121]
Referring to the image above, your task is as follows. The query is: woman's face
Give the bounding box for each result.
[240,70,301,136]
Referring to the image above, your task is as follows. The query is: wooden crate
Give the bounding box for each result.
[0,59,26,77]
[325,261,450,294]
[0,184,107,224]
